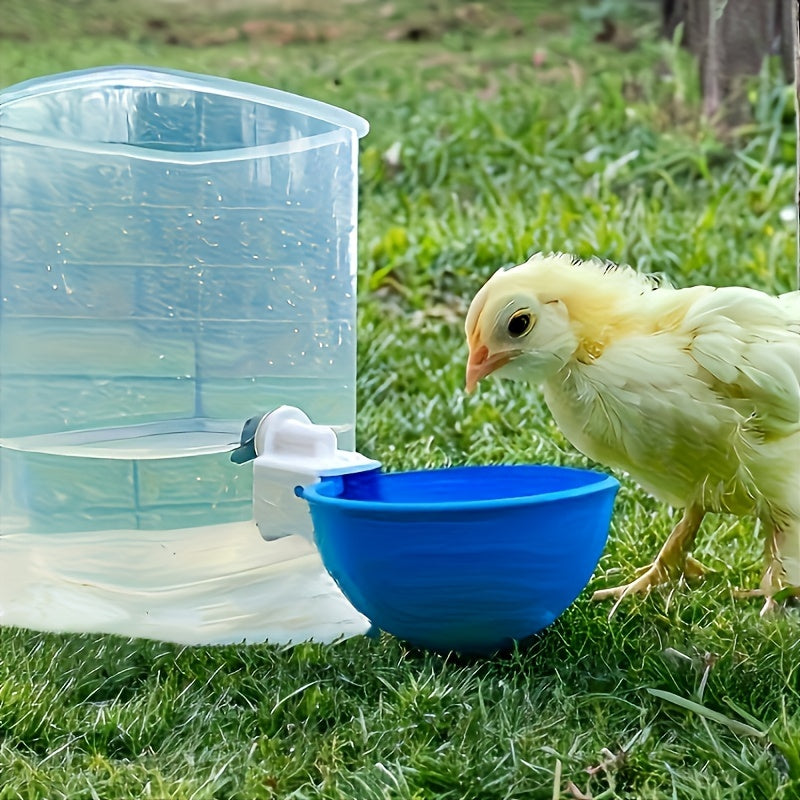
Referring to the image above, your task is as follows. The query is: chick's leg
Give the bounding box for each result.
[592,505,705,616]
[758,524,788,616]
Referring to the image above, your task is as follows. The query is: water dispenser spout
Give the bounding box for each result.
[235,406,380,542]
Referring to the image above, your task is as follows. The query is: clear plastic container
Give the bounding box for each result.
[0,66,368,536]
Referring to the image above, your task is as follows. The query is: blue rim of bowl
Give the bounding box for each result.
[298,465,619,514]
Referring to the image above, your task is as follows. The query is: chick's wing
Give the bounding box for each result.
[682,287,800,437]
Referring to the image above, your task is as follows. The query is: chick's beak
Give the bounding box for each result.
[465,343,510,393]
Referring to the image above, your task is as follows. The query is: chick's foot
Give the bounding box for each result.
[734,524,800,616]
[733,586,800,616]
[733,566,800,617]
[628,555,708,581]
[592,505,705,617]
[591,562,670,616]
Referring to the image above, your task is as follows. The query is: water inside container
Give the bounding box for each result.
[0,423,369,645]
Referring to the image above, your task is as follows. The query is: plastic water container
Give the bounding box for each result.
[0,66,368,536]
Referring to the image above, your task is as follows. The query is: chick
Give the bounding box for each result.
[465,252,800,615]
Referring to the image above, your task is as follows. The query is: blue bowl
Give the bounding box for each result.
[300,465,618,654]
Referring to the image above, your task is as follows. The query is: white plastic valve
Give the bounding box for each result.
[249,406,380,542]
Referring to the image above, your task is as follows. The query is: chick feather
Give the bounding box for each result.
[465,252,800,610]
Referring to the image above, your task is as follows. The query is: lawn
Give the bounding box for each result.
[1,0,799,797]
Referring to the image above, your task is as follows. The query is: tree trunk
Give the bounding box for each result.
[665,0,799,289]
[663,0,792,121]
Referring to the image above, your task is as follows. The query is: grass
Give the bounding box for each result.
[2,0,800,797]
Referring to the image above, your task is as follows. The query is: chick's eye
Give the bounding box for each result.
[507,310,534,338]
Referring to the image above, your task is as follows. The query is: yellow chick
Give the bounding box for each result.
[465,252,800,615]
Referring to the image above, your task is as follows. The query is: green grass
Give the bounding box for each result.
[2,0,800,797]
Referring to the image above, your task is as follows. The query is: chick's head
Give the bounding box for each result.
[465,266,578,393]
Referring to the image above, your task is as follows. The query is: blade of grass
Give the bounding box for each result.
[647,688,767,738]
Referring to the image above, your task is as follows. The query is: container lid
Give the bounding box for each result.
[0,65,369,139]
